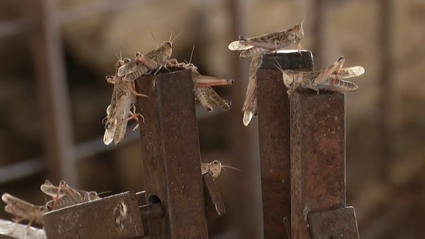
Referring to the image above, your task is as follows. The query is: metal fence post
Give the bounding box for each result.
[257,51,313,239]
[135,68,209,238]
[257,51,359,239]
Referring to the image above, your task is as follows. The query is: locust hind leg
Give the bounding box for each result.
[128,85,149,98]
[52,184,61,210]
[8,216,23,235]
[118,105,145,131]
[330,60,344,90]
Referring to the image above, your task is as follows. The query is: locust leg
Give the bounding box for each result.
[330,60,344,90]
[135,54,159,70]
[52,182,63,210]
[7,207,23,235]
[118,105,145,131]
[8,218,23,235]
[25,218,34,234]
[128,85,149,98]
[314,57,345,85]
[296,43,304,56]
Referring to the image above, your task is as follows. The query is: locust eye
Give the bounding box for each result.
[163,41,172,48]
[213,161,219,165]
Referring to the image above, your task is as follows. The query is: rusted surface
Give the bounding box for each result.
[139,203,164,219]
[256,51,313,239]
[0,219,46,239]
[202,172,226,219]
[308,207,359,238]
[43,191,144,239]
[290,92,346,239]
[135,69,208,239]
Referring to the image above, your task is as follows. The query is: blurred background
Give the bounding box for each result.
[0,0,424,238]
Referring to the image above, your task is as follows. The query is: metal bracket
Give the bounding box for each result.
[308,207,359,238]
[41,172,225,238]
[43,191,148,239]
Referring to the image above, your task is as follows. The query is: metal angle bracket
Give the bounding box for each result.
[308,206,360,239]
[43,191,149,239]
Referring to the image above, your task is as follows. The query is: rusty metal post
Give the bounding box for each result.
[256,51,313,239]
[289,72,359,237]
[28,0,77,186]
[290,91,359,238]
[135,68,209,238]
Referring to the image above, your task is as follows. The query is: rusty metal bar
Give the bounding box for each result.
[202,172,226,219]
[135,68,208,239]
[256,51,313,239]
[29,0,77,186]
[43,191,145,238]
[290,89,357,238]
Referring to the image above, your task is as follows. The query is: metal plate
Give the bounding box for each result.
[43,191,144,239]
[308,207,359,239]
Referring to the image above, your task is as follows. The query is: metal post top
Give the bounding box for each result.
[260,50,313,70]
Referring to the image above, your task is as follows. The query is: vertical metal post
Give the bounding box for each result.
[256,51,313,239]
[135,69,208,238]
[29,0,77,186]
[290,92,346,238]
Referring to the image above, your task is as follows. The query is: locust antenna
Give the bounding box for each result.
[97,190,113,196]
[151,32,159,48]
[273,58,284,72]
[187,45,195,64]
[171,31,182,44]
[115,45,123,61]
[221,164,241,178]
[221,164,241,172]
[301,11,309,27]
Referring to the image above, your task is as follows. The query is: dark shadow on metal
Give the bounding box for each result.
[256,51,313,239]
[135,68,209,239]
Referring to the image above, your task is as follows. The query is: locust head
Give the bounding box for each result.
[281,70,296,88]
[202,160,241,180]
[290,15,307,44]
[274,61,295,88]
[159,41,173,60]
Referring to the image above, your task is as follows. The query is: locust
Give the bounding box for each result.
[201,160,241,180]
[190,65,233,112]
[228,16,306,58]
[170,47,234,112]
[274,56,365,96]
[117,32,180,81]
[242,55,263,126]
[41,180,100,210]
[103,55,146,145]
[2,193,48,231]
